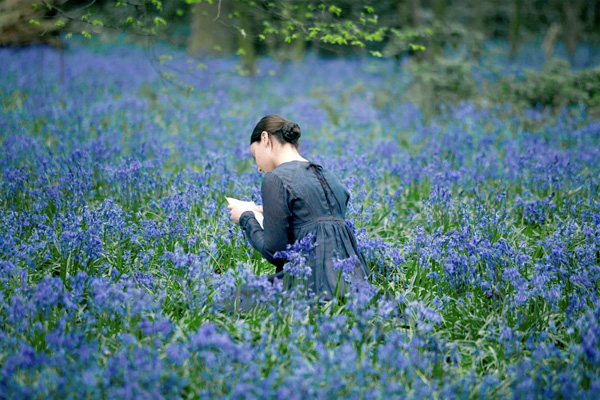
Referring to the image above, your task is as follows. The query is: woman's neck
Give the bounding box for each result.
[274,145,308,167]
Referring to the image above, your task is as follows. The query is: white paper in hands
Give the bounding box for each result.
[226,197,264,229]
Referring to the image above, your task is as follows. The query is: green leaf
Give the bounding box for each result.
[236,48,246,56]
[370,50,383,57]
[29,19,40,26]
[65,33,72,39]
[92,20,104,27]
[81,31,91,39]
[364,27,387,42]
[308,27,320,39]
[409,43,426,51]
[328,5,342,17]
[31,3,38,10]
[176,9,184,16]
[154,17,167,28]
[258,34,265,41]
[321,34,347,45]
[125,17,134,24]
[55,20,65,28]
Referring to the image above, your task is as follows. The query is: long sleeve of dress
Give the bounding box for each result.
[239,172,292,269]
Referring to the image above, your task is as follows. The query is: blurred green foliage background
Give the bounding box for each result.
[3,0,600,120]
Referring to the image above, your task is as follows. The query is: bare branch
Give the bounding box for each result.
[39,0,156,37]
[213,0,222,21]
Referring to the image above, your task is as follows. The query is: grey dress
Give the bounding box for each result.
[238,160,370,305]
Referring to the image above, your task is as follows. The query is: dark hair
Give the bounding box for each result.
[250,114,301,148]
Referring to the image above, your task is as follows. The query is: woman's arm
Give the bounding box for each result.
[239,172,291,268]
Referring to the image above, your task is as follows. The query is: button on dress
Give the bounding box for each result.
[238,160,370,305]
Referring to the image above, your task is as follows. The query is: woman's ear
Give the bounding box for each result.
[261,131,269,145]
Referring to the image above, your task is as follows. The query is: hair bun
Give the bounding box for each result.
[281,121,301,143]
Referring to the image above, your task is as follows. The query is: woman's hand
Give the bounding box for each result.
[227,203,258,225]
[254,205,263,214]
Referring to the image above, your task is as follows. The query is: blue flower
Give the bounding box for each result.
[274,233,318,280]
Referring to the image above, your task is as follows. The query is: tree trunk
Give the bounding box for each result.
[187,1,235,56]
[234,1,257,75]
[562,0,584,64]
[586,0,597,29]
[291,3,306,63]
[433,0,445,22]
[542,23,561,62]
[470,0,484,35]
[0,0,63,46]
[409,0,421,27]
[509,0,523,59]
[292,36,306,63]
[407,0,428,62]
[432,0,445,57]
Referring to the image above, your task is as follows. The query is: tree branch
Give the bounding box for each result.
[39,0,157,37]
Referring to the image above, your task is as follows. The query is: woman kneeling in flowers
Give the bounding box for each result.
[227,114,370,308]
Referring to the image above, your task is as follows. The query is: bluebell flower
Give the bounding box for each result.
[332,255,359,283]
[274,233,317,280]
[165,343,190,366]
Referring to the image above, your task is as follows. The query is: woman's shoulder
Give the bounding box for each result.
[269,160,309,178]
[264,161,310,191]
[262,167,292,188]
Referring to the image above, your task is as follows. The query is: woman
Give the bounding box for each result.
[227,114,369,306]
